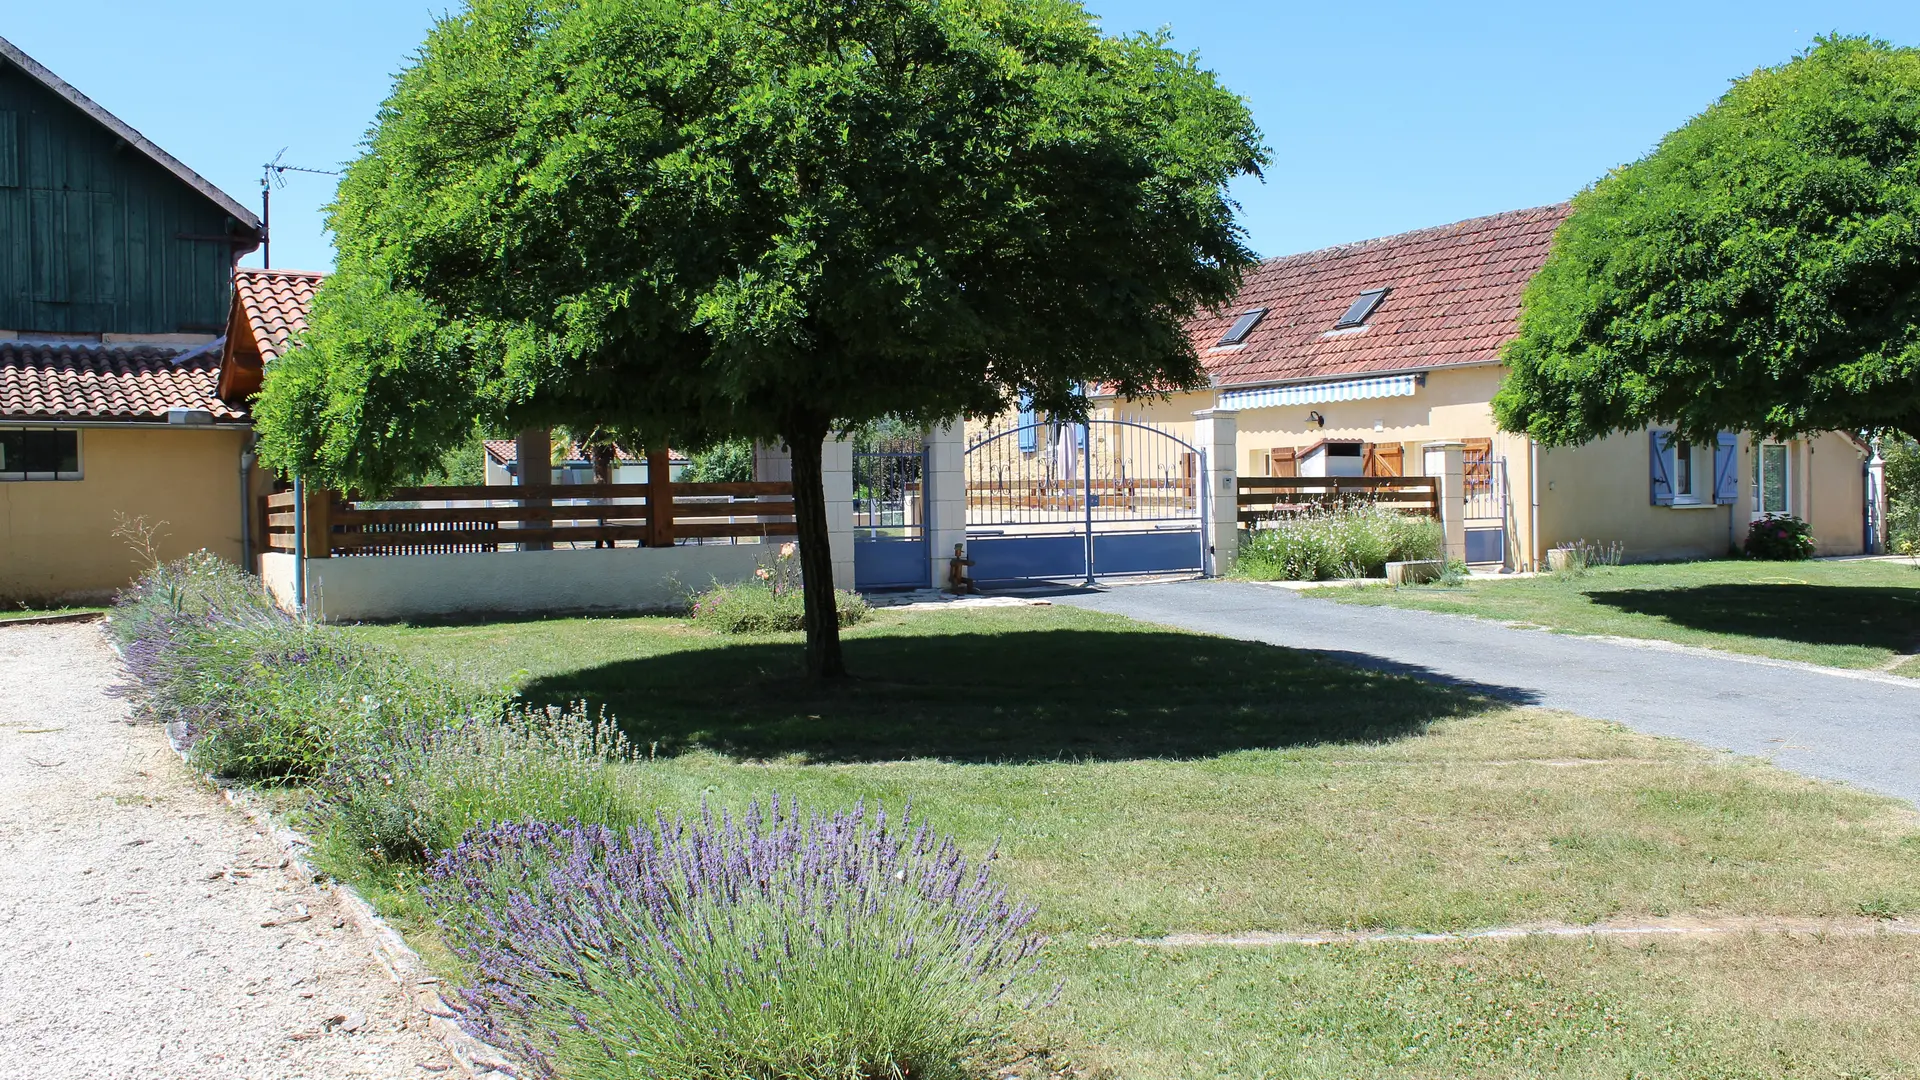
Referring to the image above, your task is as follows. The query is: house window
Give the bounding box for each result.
[1753,442,1790,516]
[0,429,82,481]
[1671,438,1695,502]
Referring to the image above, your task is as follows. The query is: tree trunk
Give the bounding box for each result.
[785,424,847,679]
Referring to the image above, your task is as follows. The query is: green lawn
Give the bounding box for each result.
[1319,558,1920,670]
[347,606,1920,1077]
[0,604,105,623]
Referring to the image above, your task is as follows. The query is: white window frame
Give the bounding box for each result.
[1752,441,1791,519]
[0,427,84,482]
[1668,437,1703,506]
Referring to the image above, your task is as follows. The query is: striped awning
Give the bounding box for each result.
[1217,373,1422,411]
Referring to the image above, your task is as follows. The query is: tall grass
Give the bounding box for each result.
[428,799,1049,1080]
[1236,504,1443,581]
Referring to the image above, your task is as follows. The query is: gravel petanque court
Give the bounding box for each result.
[0,622,450,1079]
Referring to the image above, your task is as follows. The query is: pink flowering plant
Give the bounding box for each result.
[1744,514,1816,561]
[426,798,1050,1080]
[688,542,867,633]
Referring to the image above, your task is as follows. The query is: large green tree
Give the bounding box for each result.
[1494,36,1920,447]
[255,0,1263,676]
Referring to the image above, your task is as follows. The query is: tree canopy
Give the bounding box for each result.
[253,0,1265,675]
[1494,36,1920,446]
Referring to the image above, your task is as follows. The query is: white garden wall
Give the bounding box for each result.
[260,543,779,622]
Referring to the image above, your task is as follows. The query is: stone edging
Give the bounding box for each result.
[104,615,520,1080]
[0,610,106,628]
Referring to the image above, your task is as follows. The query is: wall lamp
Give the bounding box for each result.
[1307,410,1326,428]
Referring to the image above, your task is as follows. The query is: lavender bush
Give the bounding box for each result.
[113,554,500,781]
[322,702,638,866]
[427,799,1049,1080]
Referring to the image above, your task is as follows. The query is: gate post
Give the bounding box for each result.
[924,422,966,589]
[822,435,857,592]
[1192,408,1239,577]
[1422,441,1467,564]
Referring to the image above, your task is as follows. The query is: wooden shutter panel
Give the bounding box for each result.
[1365,444,1404,477]
[1270,447,1297,477]
[1649,430,1675,506]
[1713,432,1739,505]
[1462,438,1493,488]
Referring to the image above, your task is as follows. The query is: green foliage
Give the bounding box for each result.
[1236,506,1443,581]
[1744,514,1816,561]
[681,440,755,484]
[404,427,489,487]
[1882,437,1920,555]
[1495,36,1920,446]
[250,0,1265,675]
[321,703,637,867]
[689,545,869,633]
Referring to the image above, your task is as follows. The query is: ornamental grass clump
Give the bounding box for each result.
[427,799,1050,1080]
[322,702,638,867]
[1236,503,1443,581]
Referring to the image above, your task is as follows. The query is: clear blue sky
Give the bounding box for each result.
[7,2,1918,273]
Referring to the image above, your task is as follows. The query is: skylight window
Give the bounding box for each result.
[1335,287,1390,329]
[1216,308,1268,347]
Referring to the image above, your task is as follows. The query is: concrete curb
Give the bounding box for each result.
[0,610,106,628]
[110,625,521,1080]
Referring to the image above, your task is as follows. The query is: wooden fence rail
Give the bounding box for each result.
[262,481,797,557]
[1237,475,1441,525]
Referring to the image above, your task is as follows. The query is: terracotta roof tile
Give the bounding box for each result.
[232,267,323,365]
[0,341,246,423]
[1191,203,1570,390]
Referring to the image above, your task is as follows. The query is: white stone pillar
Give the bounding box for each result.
[924,421,967,588]
[1869,442,1889,554]
[821,435,857,592]
[1422,441,1467,564]
[1192,408,1240,577]
[753,441,792,483]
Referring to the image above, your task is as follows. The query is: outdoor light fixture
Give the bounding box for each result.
[1307,410,1326,427]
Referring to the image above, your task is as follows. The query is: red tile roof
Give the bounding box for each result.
[1193,204,1570,389]
[483,439,681,466]
[232,268,323,366]
[0,340,246,423]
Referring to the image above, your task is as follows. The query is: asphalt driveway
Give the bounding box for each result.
[1059,579,1920,806]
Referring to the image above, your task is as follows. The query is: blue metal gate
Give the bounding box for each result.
[853,436,930,590]
[964,418,1206,586]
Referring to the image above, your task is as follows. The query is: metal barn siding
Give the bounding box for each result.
[0,62,249,336]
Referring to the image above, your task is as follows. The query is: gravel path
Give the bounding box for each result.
[1059,579,1920,805]
[0,622,453,1080]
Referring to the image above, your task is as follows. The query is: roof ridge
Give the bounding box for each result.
[1250,203,1570,270]
[235,266,327,279]
[0,35,262,232]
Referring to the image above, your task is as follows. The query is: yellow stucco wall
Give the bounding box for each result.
[0,426,250,604]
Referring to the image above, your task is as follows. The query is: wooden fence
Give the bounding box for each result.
[1237,476,1441,526]
[263,481,796,557]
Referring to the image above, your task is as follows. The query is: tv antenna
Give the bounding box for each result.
[260,149,341,268]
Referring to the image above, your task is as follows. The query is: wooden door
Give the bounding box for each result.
[1270,447,1297,477]
[1463,437,1493,490]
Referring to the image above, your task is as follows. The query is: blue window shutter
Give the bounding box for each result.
[1075,422,1087,451]
[1017,395,1036,452]
[1649,429,1675,506]
[1713,432,1739,505]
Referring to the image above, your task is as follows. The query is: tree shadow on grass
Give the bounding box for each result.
[521,627,1529,764]
[1586,584,1920,653]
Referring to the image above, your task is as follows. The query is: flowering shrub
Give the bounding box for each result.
[321,702,637,867]
[1745,514,1816,561]
[427,798,1049,1080]
[113,554,500,781]
[689,543,868,633]
[1237,503,1443,581]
